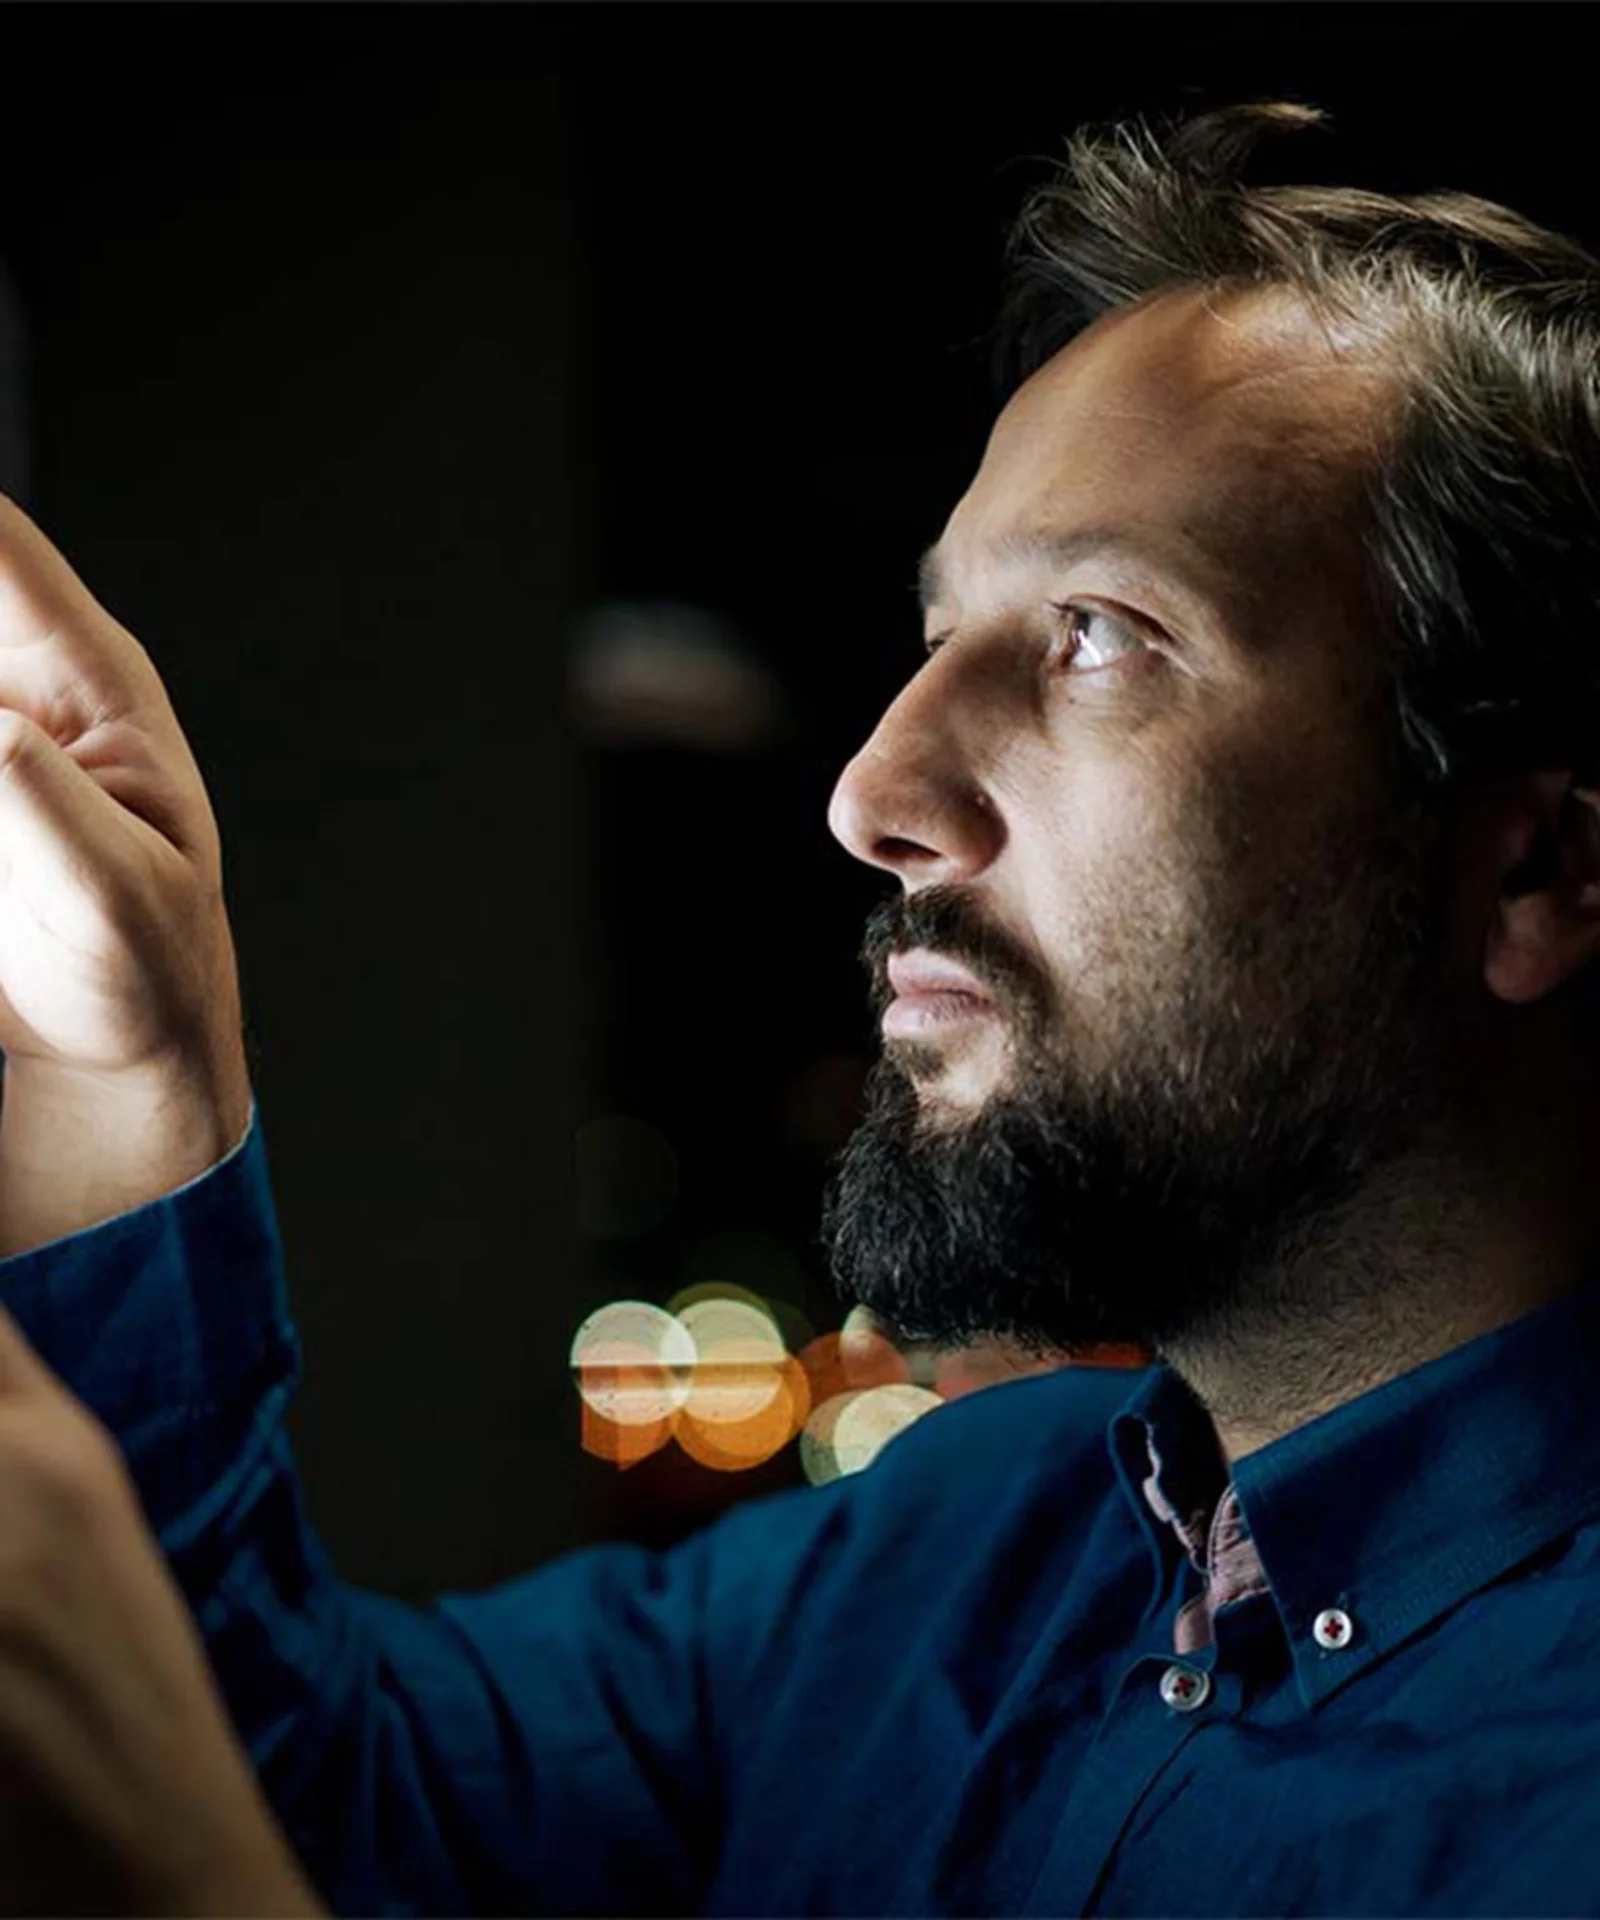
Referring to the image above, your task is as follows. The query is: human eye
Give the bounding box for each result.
[1048,601,1156,674]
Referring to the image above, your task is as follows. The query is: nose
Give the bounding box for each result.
[827,652,1005,887]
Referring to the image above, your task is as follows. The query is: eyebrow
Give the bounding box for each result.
[915,525,1230,619]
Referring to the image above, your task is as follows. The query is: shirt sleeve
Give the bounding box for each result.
[0,1100,840,1916]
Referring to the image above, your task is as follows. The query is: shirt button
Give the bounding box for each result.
[1313,1607,1355,1651]
[1159,1664,1212,1712]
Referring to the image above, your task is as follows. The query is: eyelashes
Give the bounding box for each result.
[922,600,1162,675]
[1046,601,1155,673]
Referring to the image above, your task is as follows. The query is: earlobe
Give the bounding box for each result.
[1484,785,1600,1005]
[1485,892,1571,1004]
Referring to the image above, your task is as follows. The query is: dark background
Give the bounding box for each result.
[0,0,1588,1603]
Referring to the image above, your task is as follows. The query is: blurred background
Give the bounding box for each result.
[0,0,1586,1603]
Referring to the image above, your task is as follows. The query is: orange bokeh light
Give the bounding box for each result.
[798,1328,910,1412]
[677,1354,812,1472]
[580,1377,678,1469]
[839,1311,913,1390]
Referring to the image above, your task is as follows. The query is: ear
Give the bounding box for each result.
[1482,770,1600,1006]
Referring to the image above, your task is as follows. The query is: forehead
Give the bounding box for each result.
[937,286,1394,616]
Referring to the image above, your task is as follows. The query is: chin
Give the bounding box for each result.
[893,1041,1013,1118]
[909,1074,1004,1132]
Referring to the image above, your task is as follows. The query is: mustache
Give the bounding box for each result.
[860,887,1052,1022]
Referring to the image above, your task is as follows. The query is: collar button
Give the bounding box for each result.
[1313,1607,1355,1651]
[1159,1663,1212,1712]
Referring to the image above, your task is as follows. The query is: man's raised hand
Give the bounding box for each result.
[0,497,252,1254]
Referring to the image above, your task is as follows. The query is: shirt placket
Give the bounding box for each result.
[1014,1632,1246,1915]
[1012,1425,1267,1912]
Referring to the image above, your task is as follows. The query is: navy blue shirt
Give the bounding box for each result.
[5,1101,1600,1915]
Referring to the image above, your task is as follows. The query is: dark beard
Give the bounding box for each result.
[821,782,1463,1362]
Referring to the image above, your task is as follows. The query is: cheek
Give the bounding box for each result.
[995,756,1198,996]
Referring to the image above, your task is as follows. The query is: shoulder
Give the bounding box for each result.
[864,1362,1150,1491]
[696,1362,1154,1658]
[715,1362,1147,1550]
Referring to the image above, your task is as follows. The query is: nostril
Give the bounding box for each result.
[829,731,1002,880]
[875,833,941,867]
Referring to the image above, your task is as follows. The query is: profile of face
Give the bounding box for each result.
[822,285,1486,1363]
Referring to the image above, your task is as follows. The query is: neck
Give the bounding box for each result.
[1157,1137,1590,1467]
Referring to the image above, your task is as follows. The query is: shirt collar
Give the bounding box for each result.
[1105,1277,1600,1710]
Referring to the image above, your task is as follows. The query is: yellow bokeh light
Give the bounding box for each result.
[676,1292,784,1354]
[570,1301,696,1426]
[667,1277,815,1362]
[665,1278,773,1320]
[831,1383,944,1473]
[800,1383,944,1484]
[574,1294,936,1477]
[677,1296,787,1425]
[798,1389,864,1487]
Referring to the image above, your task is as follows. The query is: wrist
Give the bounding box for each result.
[129,1816,326,1919]
[144,1733,326,1919]
[0,1046,253,1259]
[153,1837,326,1920]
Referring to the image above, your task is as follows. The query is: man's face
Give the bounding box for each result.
[822,286,1478,1359]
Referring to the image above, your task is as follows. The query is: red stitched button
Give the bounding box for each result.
[1313,1608,1354,1651]
[1159,1664,1212,1712]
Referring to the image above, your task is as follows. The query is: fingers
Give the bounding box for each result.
[0,493,167,733]
[0,705,149,933]
[0,493,117,654]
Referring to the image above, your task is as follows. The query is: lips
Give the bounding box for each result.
[886,951,993,1003]
[882,950,996,1039]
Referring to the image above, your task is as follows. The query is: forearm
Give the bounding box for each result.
[0,1065,724,1913]
[0,1044,253,1259]
[0,1060,332,1910]
[130,1792,328,1919]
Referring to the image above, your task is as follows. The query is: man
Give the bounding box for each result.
[0,96,1597,1913]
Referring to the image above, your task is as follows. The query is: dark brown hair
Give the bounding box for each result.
[998,101,1600,799]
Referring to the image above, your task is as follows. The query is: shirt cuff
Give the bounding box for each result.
[0,1096,303,1558]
